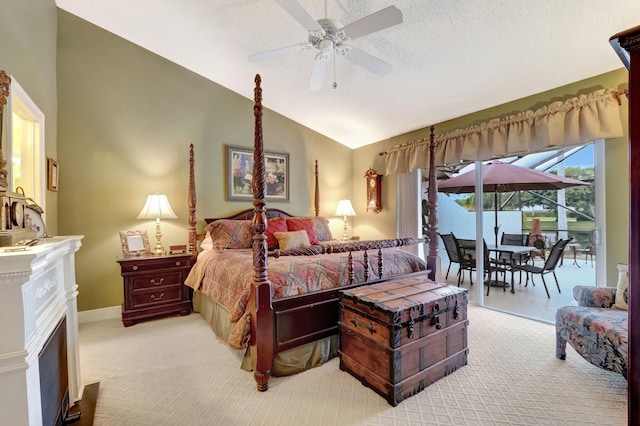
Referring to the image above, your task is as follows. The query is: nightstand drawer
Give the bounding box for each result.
[120,257,191,273]
[132,271,183,289]
[133,288,182,307]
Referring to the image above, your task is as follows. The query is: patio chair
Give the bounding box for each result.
[482,240,511,296]
[584,246,595,267]
[439,233,474,286]
[457,239,509,295]
[512,238,573,298]
[499,232,531,283]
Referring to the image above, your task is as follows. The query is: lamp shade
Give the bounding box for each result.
[334,199,356,217]
[137,193,178,220]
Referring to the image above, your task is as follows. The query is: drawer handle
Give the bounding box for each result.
[151,293,164,301]
[150,278,164,286]
[175,261,181,266]
[132,266,138,271]
[350,317,376,334]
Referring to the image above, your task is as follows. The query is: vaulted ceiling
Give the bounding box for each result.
[55,0,640,148]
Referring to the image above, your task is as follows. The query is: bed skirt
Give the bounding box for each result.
[193,290,339,376]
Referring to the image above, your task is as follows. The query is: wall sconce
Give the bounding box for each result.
[334,199,356,241]
[137,193,177,256]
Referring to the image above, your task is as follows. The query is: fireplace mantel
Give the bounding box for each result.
[0,236,83,425]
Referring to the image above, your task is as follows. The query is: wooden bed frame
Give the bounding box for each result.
[186,75,440,391]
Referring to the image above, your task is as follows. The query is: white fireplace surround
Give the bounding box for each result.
[0,236,83,426]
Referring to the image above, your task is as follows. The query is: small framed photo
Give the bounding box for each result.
[47,158,59,192]
[226,145,289,202]
[119,230,151,256]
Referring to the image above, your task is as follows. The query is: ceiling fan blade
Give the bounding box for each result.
[308,52,330,91]
[248,43,308,62]
[275,0,323,32]
[344,47,392,76]
[340,6,403,40]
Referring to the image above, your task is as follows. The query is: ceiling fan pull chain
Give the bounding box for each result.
[333,50,337,89]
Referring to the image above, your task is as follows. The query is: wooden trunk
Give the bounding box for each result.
[339,276,469,406]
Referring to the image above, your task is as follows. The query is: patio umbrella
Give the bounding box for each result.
[437,161,590,246]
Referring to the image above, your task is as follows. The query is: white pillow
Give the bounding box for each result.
[200,231,213,251]
[613,263,628,310]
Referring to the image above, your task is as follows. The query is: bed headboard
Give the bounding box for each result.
[205,208,296,224]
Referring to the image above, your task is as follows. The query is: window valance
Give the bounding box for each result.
[384,88,625,174]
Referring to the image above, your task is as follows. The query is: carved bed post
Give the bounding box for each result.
[610,24,640,424]
[314,159,320,217]
[188,144,197,260]
[249,74,274,391]
[427,126,442,282]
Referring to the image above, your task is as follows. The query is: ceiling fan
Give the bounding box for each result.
[249,0,403,91]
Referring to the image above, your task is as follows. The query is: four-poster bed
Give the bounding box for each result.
[185,75,442,391]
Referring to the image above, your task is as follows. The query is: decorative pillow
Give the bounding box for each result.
[311,216,333,242]
[265,217,288,250]
[206,219,253,249]
[286,217,319,245]
[274,230,311,251]
[613,263,629,310]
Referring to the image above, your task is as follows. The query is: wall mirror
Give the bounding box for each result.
[6,75,45,208]
[0,71,9,192]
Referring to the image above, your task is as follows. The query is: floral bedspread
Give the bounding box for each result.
[185,247,428,323]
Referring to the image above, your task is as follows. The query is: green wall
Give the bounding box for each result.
[2,3,631,311]
[354,69,630,286]
[0,0,59,233]
[56,11,353,311]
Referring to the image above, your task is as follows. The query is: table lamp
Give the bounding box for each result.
[137,193,178,255]
[335,199,356,241]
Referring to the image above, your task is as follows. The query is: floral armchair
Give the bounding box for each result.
[555,285,628,379]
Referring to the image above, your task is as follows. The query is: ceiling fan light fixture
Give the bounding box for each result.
[318,39,334,53]
[253,1,403,90]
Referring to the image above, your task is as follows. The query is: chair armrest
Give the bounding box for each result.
[572,286,617,308]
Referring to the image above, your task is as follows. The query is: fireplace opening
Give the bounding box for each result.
[39,317,70,425]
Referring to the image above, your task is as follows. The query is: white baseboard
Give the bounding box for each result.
[78,306,121,324]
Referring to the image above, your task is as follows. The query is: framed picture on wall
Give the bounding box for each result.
[47,158,59,191]
[226,145,289,201]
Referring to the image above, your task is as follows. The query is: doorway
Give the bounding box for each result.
[422,143,600,323]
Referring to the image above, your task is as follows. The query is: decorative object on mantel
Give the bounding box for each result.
[334,199,356,241]
[364,167,382,213]
[0,70,10,192]
[137,193,178,255]
[16,186,47,238]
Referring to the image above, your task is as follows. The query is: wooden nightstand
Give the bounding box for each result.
[117,253,193,327]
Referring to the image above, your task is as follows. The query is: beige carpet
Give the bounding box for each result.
[79,305,627,425]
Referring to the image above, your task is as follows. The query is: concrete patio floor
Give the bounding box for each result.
[442,252,598,324]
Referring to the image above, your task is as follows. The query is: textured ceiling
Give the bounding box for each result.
[55,0,640,149]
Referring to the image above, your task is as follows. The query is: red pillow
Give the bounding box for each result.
[265,217,288,249]
[286,217,319,245]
